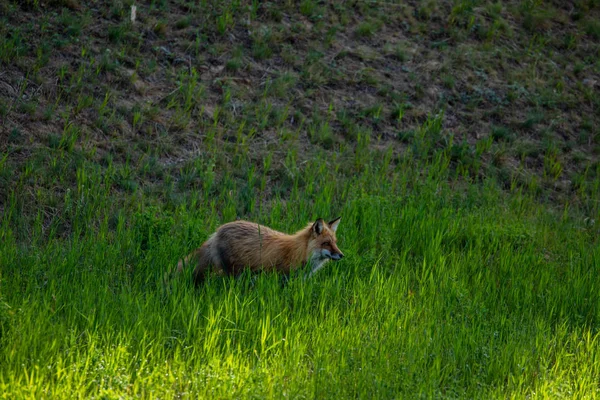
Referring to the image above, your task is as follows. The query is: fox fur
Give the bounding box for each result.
[178,218,344,285]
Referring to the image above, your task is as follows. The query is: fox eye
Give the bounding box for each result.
[323,241,331,246]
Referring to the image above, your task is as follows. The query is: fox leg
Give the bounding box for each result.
[307,258,329,279]
[177,242,218,286]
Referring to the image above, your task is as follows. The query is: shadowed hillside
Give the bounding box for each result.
[1,0,599,229]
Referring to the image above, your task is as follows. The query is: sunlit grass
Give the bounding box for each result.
[1,129,599,397]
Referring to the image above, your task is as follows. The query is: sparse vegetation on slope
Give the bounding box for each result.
[1,0,599,221]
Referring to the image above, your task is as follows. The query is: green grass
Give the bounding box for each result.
[1,149,599,398]
[1,0,600,398]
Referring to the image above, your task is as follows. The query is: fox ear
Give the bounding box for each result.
[312,218,324,235]
[328,217,341,233]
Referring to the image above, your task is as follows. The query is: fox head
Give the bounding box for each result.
[308,217,344,262]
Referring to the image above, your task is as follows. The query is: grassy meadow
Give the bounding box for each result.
[1,0,600,398]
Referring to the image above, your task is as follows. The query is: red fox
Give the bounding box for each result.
[178,217,344,285]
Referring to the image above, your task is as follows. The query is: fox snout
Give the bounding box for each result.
[327,244,344,260]
[330,242,344,260]
[319,248,344,261]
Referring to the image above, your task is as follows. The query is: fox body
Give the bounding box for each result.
[179,218,343,285]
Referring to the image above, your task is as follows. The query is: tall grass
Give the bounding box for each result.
[1,135,599,398]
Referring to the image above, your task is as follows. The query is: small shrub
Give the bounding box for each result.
[355,20,380,38]
[584,18,600,39]
[491,125,514,142]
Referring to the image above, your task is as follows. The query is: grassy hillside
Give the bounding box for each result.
[1,0,599,398]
